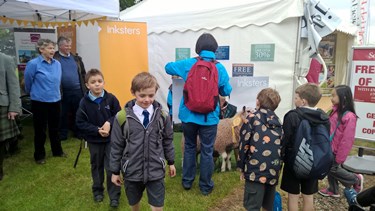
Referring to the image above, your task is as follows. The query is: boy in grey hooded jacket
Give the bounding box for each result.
[110,72,175,211]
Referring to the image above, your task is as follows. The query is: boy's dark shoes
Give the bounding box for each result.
[94,194,103,202]
[59,136,68,141]
[35,159,46,165]
[348,204,365,211]
[54,152,68,158]
[110,199,119,208]
[201,188,213,196]
[0,168,3,181]
[344,188,358,206]
[182,183,191,190]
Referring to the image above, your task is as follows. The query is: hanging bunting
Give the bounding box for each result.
[0,17,6,24]
[0,16,108,27]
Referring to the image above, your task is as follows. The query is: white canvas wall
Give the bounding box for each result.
[76,23,101,71]
[149,17,300,118]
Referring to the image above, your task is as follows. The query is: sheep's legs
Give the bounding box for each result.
[221,152,227,172]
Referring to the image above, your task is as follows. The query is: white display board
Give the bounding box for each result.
[13,28,56,65]
[349,46,375,141]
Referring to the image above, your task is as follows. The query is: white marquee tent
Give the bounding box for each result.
[0,0,119,22]
[120,0,305,117]
[0,0,120,75]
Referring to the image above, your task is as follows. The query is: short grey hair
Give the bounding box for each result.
[36,39,55,53]
[57,36,71,46]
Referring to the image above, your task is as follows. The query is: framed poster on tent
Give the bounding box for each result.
[319,34,336,63]
[318,33,337,94]
[13,28,56,94]
[57,26,77,54]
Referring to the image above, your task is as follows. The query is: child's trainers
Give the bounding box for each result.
[353,174,364,193]
[318,188,341,198]
[344,188,358,206]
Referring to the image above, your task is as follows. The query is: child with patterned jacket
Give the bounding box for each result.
[237,88,283,211]
[75,69,121,207]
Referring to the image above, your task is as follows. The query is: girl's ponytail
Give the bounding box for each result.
[334,85,357,122]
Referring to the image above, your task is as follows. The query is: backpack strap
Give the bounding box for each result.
[329,111,348,142]
[117,108,167,147]
[195,56,218,63]
[231,115,243,144]
[116,109,130,143]
[157,110,168,145]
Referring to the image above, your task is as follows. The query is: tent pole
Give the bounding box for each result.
[292,17,302,107]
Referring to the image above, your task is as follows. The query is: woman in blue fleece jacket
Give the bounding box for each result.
[165,33,232,195]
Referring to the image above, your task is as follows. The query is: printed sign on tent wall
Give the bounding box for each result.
[232,63,254,77]
[251,44,275,61]
[175,48,190,61]
[349,47,375,141]
[215,46,230,60]
[171,76,269,124]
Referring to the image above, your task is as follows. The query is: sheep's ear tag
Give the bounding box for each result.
[232,117,242,127]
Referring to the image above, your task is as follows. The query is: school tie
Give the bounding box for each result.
[142,110,149,128]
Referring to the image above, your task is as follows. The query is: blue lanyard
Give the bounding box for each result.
[329,111,348,142]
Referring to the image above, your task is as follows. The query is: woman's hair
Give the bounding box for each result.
[36,39,55,54]
[195,33,218,54]
[334,85,356,121]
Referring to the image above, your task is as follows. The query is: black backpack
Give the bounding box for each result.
[289,110,333,180]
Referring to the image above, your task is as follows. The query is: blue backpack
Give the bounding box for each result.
[290,110,333,180]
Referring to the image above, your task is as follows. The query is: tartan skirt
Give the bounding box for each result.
[0,106,20,142]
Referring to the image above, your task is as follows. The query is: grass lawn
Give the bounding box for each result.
[0,120,242,210]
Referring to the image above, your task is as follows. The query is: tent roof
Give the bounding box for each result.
[336,22,358,36]
[0,0,119,22]
[120,0,304,34]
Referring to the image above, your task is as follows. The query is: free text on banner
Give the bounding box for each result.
[98,21,148,106]
[350,47,375,141]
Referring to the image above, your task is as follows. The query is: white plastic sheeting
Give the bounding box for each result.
[0,0,119,22]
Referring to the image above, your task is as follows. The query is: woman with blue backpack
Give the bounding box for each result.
[319,85,364,198]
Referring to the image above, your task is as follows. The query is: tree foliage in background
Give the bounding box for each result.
[120,0,142,11]
[0,28,16,57]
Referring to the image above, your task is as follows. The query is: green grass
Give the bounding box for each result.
[3,120,374,210]
[0,121,242,211]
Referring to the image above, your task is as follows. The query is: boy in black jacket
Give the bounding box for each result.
[280,83,330,211]
[76,69,121,207]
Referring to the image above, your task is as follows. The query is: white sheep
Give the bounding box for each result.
[181,106,248,172]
